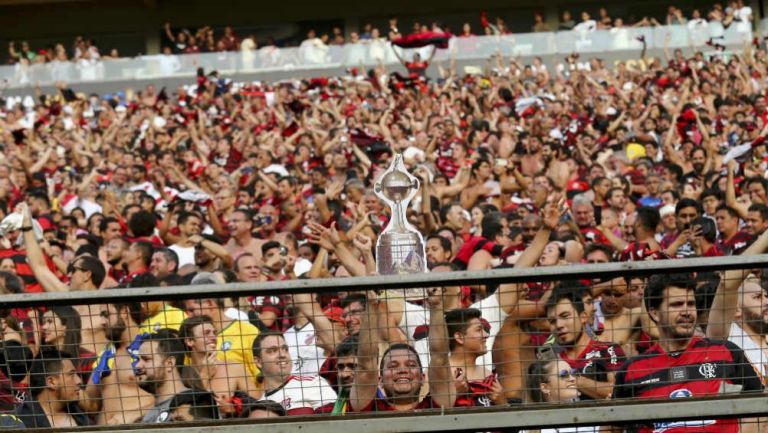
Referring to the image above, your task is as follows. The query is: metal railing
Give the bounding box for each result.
[4,254,768,431]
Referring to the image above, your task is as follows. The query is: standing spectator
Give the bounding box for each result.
[613,273,763,431]
[218,26,240,51]
[559,11,576,30]
[532,12,550,33]
[573,12,596,33]
[666,6,687,25]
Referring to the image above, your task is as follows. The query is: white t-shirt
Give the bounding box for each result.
[728,322,767,380]
[573,20,597,33]
[284,322,326,376]
[398,300,431,369]
[471,292,510,369]
[169,244,196,268]
[734,6,753,32]
[687,18,708,30]
[263,375,337,413]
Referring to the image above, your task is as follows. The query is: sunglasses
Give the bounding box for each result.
[67,265,86,275]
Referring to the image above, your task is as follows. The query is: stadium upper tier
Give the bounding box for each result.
[2,21,761,91]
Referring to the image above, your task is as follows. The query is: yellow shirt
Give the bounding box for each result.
[139,305,187,335]
[217,319,261,386]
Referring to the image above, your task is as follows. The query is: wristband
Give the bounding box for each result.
[20,226,33,232]
[232,396,243,418]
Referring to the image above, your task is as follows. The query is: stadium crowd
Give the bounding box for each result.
[4,1,755,65]
[0,3,766,428]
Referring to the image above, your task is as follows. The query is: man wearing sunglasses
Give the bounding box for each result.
[20,203,105,292]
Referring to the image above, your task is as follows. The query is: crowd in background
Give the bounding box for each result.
[0,0,766,428]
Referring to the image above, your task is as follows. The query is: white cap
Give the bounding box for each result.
[660,204,675,217]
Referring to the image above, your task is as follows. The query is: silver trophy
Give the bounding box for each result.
[373,154,427,300]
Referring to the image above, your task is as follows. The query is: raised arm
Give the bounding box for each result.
[20,203,68,292]
[707,228,768,339]
[426,287,456,409]
[497,198,564,312]
[349,295,381,411]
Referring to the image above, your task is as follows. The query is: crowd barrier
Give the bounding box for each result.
[4,254,768,430]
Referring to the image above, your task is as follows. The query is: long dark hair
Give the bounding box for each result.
[42,306,82,369]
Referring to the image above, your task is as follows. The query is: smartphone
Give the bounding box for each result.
[495,158,508,167]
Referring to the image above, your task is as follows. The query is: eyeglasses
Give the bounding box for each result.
[341,308,365,319]
[67,265,86,275]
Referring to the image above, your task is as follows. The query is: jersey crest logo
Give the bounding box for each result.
[699,363,716,379]
[221,341,232,352]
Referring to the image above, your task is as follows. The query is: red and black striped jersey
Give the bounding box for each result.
[716,231,754,256]
[560,339,626,400]
[612,337,763,433]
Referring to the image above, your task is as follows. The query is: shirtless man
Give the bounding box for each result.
[225,209,264,263]
[707,226,768,380]
[594,277,650,356]
[180,316,261,415]
[81,302,154,425]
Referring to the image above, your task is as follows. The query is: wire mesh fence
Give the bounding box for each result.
[0,256,767,430]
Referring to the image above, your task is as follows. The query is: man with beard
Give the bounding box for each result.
[105,237,129,282]
[706,226,768,381]
[546,284,626,400]
[119,240,152,285]
[317,337,359,414]
[425,234,452,268]
[253,331,336,415]
[682,147,708,183]
[136,330,218,423]
[81,300,154,424]
[446,308,504,407]
[606,187,630,219]
[613,273,762,433]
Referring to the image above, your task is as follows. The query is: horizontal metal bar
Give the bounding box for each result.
[6,254,768,307]
[45,394,768,433]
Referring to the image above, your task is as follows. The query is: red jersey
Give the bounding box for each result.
[355,394,441,412]
[716,231,754,256]
[560,339,626,400]
[580,227,610,245]
[613,337,763,433]
[454,374,497,407]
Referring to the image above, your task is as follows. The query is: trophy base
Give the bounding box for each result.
[381,288,428,302]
